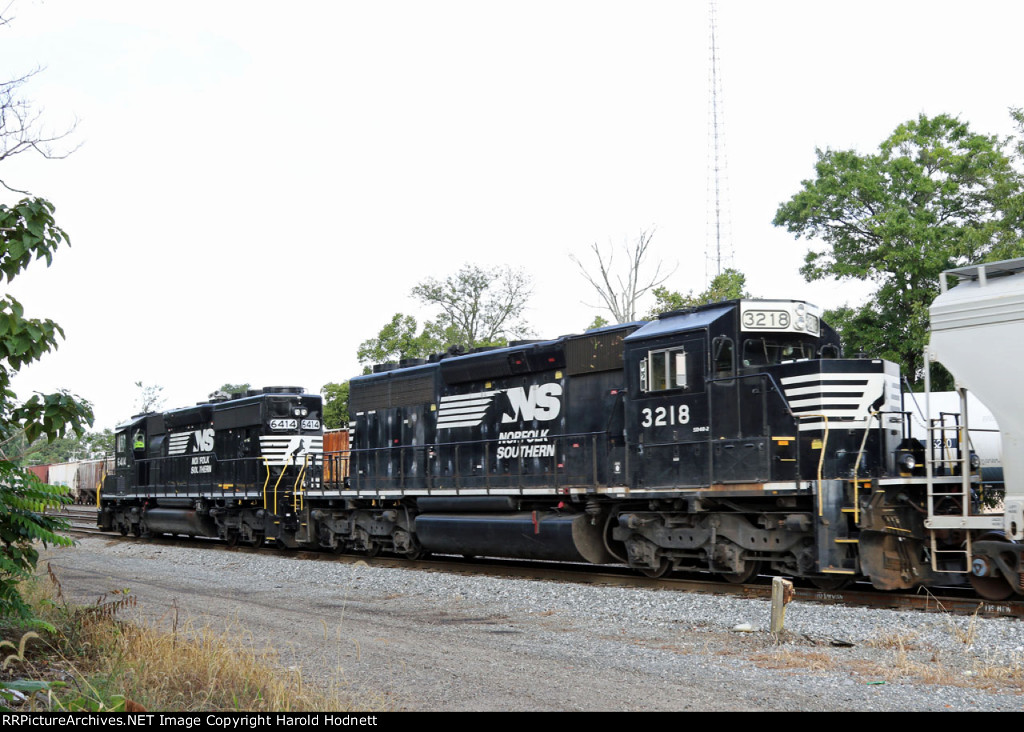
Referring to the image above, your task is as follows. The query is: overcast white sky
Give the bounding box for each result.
[2,0,1021,430]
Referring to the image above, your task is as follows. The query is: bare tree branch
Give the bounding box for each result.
[0,65,80,194]
[570,229,675,323]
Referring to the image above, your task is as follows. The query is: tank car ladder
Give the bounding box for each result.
[921,383,976,574]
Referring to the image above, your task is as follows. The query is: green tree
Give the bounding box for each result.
[0,36,92,621]
[219,383,250,394]
[356,313,435,368]
[24,428,113,464]
[0,198,92,622]
[411,264,533,348]
[358,265,534,370]
[213,383,250,399]
[320,382,349,430]
[773,113,1024,387]
[647,268,749,318]
[585,315,609,331]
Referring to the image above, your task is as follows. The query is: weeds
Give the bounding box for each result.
[0,564,378,712]
[753,612,1024,695]
[947,606,981,646]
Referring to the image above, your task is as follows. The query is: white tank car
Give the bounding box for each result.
[902,390,1003,489]
[929,259,1024,540]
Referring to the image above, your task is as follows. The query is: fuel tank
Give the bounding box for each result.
[414,511,614,564]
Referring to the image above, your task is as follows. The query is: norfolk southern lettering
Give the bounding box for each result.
[497,429,555,458]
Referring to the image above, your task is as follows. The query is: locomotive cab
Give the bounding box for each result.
[615,299,906,582]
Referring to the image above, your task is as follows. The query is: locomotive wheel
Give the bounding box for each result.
[722,560,762,584]
[969,532,1016,601]
[639,558,672,578]
[365,542,380,558]
[250,534,265,548]
[226,533,239,548]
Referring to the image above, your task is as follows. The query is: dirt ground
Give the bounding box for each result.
[38,537,1024,712]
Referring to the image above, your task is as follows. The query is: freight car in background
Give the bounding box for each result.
[27,458,112,504]
[96,259,1024,601]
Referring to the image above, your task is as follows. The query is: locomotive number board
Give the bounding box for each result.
[739,300,820,336]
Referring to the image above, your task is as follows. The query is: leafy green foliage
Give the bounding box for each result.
[585,315,610,331]
[22,428,113,465]
[0,199,68,281]
[217,383,251,397]
[320,382,349,430]
[0,196,92,622]
[0,463,74,621]
[773,113,1024,386]
[647,268,749,318]
[357,313,436,367]
[410,264,532,348]
[0,678,69,712]
[358,264,534,369]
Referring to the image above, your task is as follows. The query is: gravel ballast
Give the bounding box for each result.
[42,537,1024,711]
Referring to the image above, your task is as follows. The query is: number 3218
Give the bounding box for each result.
[641,404,690,427]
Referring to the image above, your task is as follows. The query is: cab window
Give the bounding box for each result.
[640,347,692,392]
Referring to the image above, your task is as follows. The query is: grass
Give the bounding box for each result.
[0,565,384,712]
[744,620,1024,694]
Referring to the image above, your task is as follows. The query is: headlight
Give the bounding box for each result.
[970,453,981,470]
[898,452,916,472]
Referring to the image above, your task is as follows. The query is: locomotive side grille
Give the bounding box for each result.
[388,374,435,409]
[350,380,389,412]
[350,373,435,412]
[441,357,513,385]
[566,332,628,375]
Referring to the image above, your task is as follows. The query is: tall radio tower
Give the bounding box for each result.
[706,0,733,280]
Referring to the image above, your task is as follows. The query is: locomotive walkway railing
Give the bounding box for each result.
[332,430,620,494]
[108,455,310,510]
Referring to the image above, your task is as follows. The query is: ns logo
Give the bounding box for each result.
[168,427,215,455]
[189,428,214,452]
[502,383,563,423]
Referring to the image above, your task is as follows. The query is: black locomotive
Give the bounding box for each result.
[328,298,923,589]
[98,386,323,547]
[98,298,982,594]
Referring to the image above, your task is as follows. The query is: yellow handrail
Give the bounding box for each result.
[292,453,310,513]
[849,410,880,524]
[795,414,829,517]
[261,458,272,510]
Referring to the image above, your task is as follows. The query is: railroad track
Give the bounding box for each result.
[58,503,1024,619]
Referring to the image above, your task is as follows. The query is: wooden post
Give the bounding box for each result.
[770,576,795,635]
